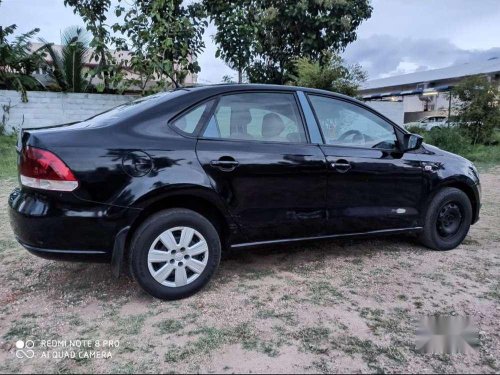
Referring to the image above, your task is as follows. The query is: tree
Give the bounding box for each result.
[204,0,256,83]
[112,0,207,94]
[63,0,118,92]
[221,74,237,83]
[207,0,372,84]
[451,75,500,145]
[0,12,43,102]
[39,26,90,92]
[290,53,366,97]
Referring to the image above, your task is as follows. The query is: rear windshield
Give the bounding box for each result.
[77,90,187,128]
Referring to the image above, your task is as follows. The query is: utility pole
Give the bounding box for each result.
[448,89,453,125]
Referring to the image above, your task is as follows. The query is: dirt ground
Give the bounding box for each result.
[0,170,499,374]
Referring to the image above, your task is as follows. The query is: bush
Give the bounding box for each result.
[406,126,500,167]
[406,126,470,154]
[290,54,366,96]
[451,76,500,145]
[424,127,472,155]
[405,125,426,135]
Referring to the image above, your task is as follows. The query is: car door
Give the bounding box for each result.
[195,91,328,243]
[306,94,424,234]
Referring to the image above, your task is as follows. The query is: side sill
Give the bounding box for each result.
[231,227,423,249]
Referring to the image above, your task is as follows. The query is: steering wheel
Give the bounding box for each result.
[337,129,365,144]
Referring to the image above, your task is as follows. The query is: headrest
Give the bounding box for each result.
[262,113,285,138]
[230,107,252,135]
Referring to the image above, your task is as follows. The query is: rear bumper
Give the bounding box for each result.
[8,187,140,262]
[17,240,110,262]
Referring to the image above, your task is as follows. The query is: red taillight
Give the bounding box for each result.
[20,146,78,191]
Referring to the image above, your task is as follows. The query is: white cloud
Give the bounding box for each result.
[343,35,500,79]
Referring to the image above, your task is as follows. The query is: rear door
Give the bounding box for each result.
[195,91,328,243]
[307,94,424,234]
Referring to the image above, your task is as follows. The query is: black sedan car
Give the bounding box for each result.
[8,84,481,300]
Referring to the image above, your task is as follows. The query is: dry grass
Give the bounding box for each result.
[0,170,499,373]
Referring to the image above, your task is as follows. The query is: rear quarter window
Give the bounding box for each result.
[171,100,214,135]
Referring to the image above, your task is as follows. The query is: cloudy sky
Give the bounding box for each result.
[1,0,500,83]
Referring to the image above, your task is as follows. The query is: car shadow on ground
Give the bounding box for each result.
[29,234,425,305]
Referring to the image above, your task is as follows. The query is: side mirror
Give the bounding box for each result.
[403,133,423,151]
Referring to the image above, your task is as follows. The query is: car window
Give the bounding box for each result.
[171,100,213,134]
[76,91,187,128]
[203,93,307,143]
[308,95,398,150]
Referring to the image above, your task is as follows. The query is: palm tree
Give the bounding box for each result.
[39,26,90,92]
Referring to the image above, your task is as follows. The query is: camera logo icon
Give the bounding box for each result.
[15,340,35,359]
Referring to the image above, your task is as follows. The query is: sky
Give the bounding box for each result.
[1,0,500,83]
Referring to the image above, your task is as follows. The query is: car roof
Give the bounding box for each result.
[170,83,362,104]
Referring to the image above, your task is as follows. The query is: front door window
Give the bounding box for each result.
[308,95,398,150]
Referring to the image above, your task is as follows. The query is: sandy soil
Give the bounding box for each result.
[0,170,499,374]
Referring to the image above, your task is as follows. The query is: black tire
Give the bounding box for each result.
[419,187,472,250]
[130,208,221,300]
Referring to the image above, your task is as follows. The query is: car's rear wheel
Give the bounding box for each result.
[130,208,221,300]
[419,187,472,250]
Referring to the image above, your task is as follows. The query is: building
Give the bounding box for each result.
[30,43,197,93]
[360,57,500,124]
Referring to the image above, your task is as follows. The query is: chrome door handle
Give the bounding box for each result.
[331,160,352,173]
[210,158,239,171]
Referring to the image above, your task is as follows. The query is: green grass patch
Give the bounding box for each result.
[407,127,500,168]
[109,314,147,336]
[165,323,281,363]
[0,135,17,179]
[359,307,409,335]
[308,281,345,305]
[332,335,407,367]
[295,327,331,354]
[255,308,297,325]
[154,319,183,335]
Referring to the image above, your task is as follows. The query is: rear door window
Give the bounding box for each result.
[202,92,307,143]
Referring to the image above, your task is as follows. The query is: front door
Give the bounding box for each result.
[196,91,328,243]
[307,94,424,234]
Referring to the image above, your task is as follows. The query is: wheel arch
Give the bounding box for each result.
[126,188,236,254]
[430,178,480,224]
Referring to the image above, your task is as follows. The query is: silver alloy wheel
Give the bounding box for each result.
[147,226,209,288]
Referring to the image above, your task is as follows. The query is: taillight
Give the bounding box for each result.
[19,146,78,191]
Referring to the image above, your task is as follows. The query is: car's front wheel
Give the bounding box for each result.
[130,208,221,300]
[419,187,472,250]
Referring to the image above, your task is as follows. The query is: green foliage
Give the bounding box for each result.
[290,53,366,96]
[0,134,17,178]
[205,0,256,83]
[451,75,500,145]
[221,74,237,83]
[407,126,500,167]
[422,127,472,155]
[39,26,90,92]
[206,0,372,84]
[63,0,123,92]
[112,0,207,95]
[0,1,44,102]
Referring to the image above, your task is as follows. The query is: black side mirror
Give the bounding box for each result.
[403,133,423,152]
